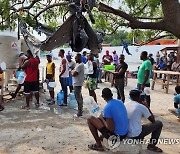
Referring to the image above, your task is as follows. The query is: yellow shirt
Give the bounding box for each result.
[46,61,55,80]
[0,74,2,87]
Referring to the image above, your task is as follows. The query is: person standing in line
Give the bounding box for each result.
[137,51,152,107]
[82,51,87,64]
[21,50,40,110]
[148,54,155,79]
[58,49,69,106]
[148,54,155,65]
[94,54,100,87]
[125,90,163,152]
[66,55,76,93]
[112,54,128,103]
[112,50,118,66]
[45,53,55,105]
[10,52,28,99]
[87,53,98,102]
[156,51,160,65]
[102,50,113,82]
[72,54,84,117]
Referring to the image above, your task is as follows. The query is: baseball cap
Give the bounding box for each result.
[106,50,109,53]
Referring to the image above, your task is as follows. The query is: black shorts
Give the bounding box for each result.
[24,81,39,94]
[99,127,115,139]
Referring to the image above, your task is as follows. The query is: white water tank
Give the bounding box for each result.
[0,31,20,69]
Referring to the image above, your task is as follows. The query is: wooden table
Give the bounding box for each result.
[151,70,180,93]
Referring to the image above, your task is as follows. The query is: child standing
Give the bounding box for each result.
[46,53,55,105]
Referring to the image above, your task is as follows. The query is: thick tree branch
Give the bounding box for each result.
[135,17,163,20]
[97,2,166,31]
[34,2,69,19]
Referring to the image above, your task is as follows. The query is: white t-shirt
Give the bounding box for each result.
[59,57,69,78]
[125,101,151,137]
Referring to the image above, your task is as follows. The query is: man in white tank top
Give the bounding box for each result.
[58,49,69,106]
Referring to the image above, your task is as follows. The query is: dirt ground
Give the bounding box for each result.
[0,78,179,154]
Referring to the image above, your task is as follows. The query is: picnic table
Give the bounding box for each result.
[151,70,180,93]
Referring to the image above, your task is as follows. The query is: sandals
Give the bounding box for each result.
[21,105,30,110]
[147,145,163,152]
[88,144,104,151]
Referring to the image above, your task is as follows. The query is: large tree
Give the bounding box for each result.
[0,0,180,38]
[0,0,180,51]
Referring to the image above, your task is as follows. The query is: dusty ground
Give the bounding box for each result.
[0,75,179,154]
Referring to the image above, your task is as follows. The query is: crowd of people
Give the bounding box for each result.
[0,48,179,153]
[154,51,180,72]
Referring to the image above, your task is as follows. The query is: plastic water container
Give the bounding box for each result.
[48,82,56,88]
[84,96,101,117]
[17,71,26,84]
[0,62,6,70]
[16,70,23,78]
[144,87,150,95]
[104,65,115,71]
[57,90,64,105]
[85,61,93,74]
[68,91,77,108]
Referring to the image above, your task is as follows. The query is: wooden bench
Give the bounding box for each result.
[151,70,180,93]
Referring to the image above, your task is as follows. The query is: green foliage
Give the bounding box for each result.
[103,30,131,46]
[124,0,162,17]
[0,0,168,41]
[0,0,11,30]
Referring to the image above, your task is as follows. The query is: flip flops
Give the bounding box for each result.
[88,144,104,151]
